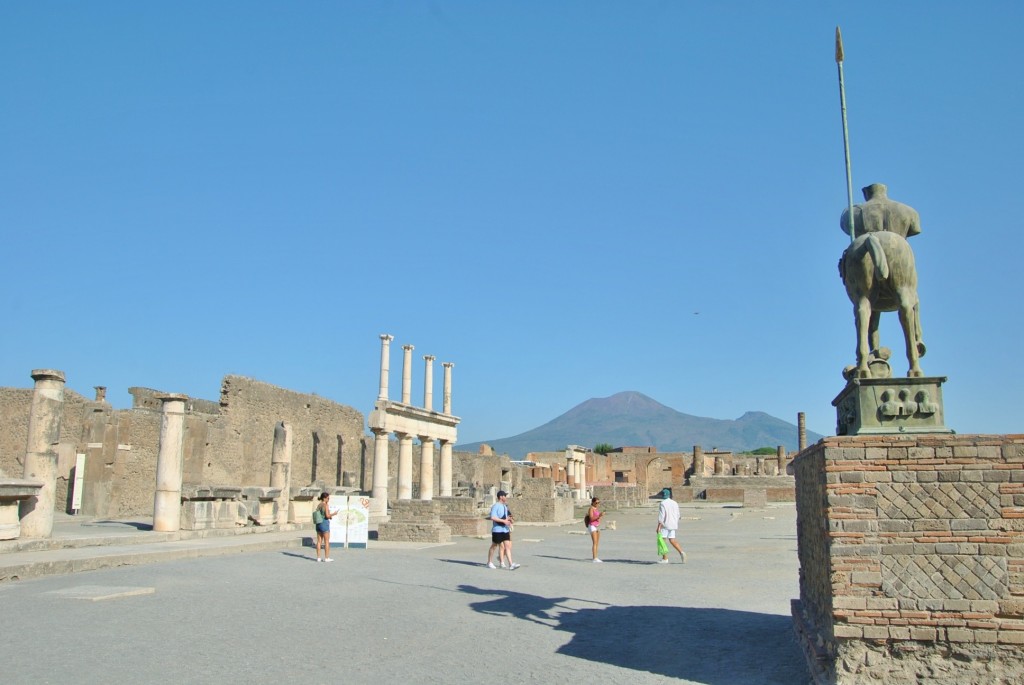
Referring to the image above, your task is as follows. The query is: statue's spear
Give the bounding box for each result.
[836,26,856,244]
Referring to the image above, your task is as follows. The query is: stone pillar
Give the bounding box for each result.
[798,412,807,451]
[577,456,587,499]
[378,334,394,401]
[442,362,454,414]
[565,451,576,488]
[419,436,435,500]
[714,456,725,475]
[153,393,188,533]
[19,369,67,538]
[439,440,453,497]
[777,445,786,476]
[94,386,106,402]
[371,429,390,517]
[270,421,292,524]
[397,432,413,500]
[694,445,705,477]
[423,355,435,411]
[401,344,414,404]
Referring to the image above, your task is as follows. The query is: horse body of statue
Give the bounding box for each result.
[839,184,926,379]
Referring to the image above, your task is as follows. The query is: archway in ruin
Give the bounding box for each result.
[644,457,673,498]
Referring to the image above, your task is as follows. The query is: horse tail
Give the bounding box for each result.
[865,233,889,279]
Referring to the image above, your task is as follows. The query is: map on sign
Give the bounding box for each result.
[328,496,370,548]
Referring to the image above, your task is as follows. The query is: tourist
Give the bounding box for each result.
[486,490,520,570]
[586,497,603,562]
[313,492,339,562]
[656,489,687,564]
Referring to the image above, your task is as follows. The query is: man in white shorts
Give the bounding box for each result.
[657,489,687,564]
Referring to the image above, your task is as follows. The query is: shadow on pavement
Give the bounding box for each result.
[458,585,808,684]
[533,554,661,565]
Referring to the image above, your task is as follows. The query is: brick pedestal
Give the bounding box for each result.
[792,434,1024,684]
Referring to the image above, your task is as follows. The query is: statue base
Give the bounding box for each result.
[832,376,951,436]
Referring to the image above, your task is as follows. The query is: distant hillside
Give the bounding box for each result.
[459,391,822,459]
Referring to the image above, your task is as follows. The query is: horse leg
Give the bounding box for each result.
[868,310,881,355]
[898,292,923,377]
[914,302,926,357]
[854,298,872,377]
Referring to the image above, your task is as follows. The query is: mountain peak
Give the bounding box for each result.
[458,392,822,459]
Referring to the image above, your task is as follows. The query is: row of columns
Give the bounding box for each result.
[371,335,457,511]
[565,447,587,500]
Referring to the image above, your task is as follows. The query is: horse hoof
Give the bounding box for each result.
[907,370,924,378]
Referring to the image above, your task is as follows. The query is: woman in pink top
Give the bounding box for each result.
[586,497,603,562]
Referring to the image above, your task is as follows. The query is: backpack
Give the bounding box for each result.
[584,512,591,527]
[312,507,325,525]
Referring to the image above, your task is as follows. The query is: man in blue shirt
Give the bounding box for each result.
[486,491,520,570]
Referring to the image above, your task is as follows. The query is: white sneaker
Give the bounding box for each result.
[658,559,669,564]
[508,563,521,570]
[317,558,323,562]
[593,558,603,563]
[325,558,334,563]
[679,551,687,564]
[487,562,497,569]
[500,562,508,569]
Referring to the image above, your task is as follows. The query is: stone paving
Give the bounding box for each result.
[0,503,810,684]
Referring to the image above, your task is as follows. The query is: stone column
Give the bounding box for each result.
[378,334,394,401]
[419,437,435,500]
[565,451,576,488]
[777,445,786,476]
[270,421,292,524]
[714,456,725,475]
[397,432,413,500]
[442,362,454,414]
[371,429,390,517]
[401,344,414,404]
[694,445,705,477]
[423,355,435,411]
[153,393,188,532]
[439,440,453,497]
[577,456,587,499]
[798,412,807,451]
[19,369,66,538]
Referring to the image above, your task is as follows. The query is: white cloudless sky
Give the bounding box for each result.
[2,2,1021,443]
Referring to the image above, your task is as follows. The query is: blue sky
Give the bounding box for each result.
[2,2,1021,444]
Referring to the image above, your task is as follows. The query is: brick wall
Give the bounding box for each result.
[792,434,1024,684]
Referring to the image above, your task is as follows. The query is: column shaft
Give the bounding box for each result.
[401,345,414,404]
[371,430,390,517]
[442,362,454,414]
[423,355,435,411]
[19,369,66,538]
[397,433,413,499]
[439,440,453,497]
[270,421,293,524]
[419,437,435,500]
[378,334,393,400]
[153,394,188,532]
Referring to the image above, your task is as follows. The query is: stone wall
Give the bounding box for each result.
[690,475,796,503]
[0,375,366,518]
[791,434,1024,684]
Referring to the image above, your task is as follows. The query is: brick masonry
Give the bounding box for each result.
[792,434,1024,684]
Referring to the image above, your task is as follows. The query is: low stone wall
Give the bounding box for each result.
[791,434,1024,684]
[690,475,795,503]
[377,500,451,543]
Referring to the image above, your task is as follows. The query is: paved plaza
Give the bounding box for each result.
[0,503,810,684]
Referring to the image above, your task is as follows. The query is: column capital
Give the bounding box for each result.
[380,333,394,342]
[31,369,65,383]
[403,344,415,351]
[423,354,436,362]
[157,393,189,403]
[442,361,454,369]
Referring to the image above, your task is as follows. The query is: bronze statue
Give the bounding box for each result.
[838,184,926,379]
